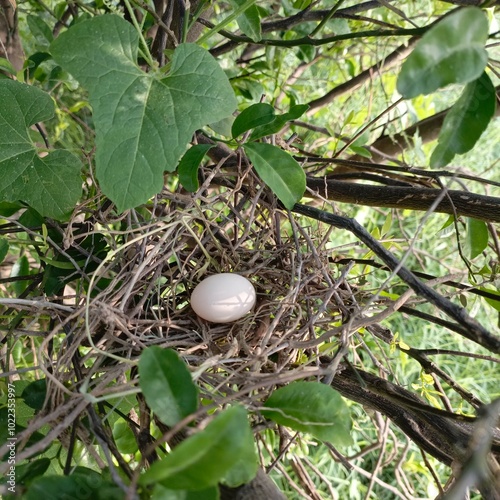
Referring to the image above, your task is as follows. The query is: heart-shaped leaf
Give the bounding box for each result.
[50,15,237,211]
[397,7,489,98]
[430,72,496,168]
[0,80,82,219]
[244,142,305,209]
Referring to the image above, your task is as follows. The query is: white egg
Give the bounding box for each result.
[190,273,256,323]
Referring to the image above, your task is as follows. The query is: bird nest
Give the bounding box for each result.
[28,166,355,443]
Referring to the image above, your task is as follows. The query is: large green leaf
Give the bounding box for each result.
[262,381,352,445]
[397,7,489,98]
[50,15,237,211]
[139,347,198,427]
[430,72,496,168]
[140,405,258,490]
[244,142,305,209]
[0,80,82,219]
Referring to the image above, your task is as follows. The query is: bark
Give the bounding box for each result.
[306,40,416,115]
[0,0,23,70]
[349,87,500,163]
[306,177,500,222]
[220,469,287,500]
[328,363,500,497]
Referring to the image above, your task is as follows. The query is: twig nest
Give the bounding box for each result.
[190,273,257,323]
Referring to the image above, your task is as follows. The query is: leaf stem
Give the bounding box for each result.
[122,0,155,67]
[197,0,258,45]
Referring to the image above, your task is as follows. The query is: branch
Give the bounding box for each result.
[306,40,416,114]
[327,363,500,468]
[349,87,500,163]
[306,177,500,222]
[292,203,500,354]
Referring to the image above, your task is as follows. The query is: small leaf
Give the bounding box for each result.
[27,15,54,45]
[15,458,51,485]
[25,473,122,500]
[397,7,489,98]
[480,287,500,312]
[113,419,138,455]
[0,237,8,264]
[10,255,30,296]
[250,104,309,141]
[140,405,257,490]
[152,485,219,500]
[229,0,262,42]
[262,381,352,445]
[244,142,305,209]
[467,218,488,260]
[139,347,198,427]
[21,379,47,411]
[178,144,215,192]
[0,57,16,75]
[232,103,275,138]
[430,72,496,167]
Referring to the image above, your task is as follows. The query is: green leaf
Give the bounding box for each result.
[220,413,258,487]
[430,72,496,167]
[250,104,309,141]
[0,237,8,264]
[139,347,198,427]
[244,142,305,209]
[10,255,30,296]
[397,7,488,98]
[152,484,219,500]
[14,458,51,486]
[0,80,83,219]
[262,381,352,445]
[140,405,258,490]
[113,419,138,455]
[27,15,54,45]
[178,144,215,192]
[229,0,262,42]
[467,218,488,260]
[209,115,235,137]
[51,15,237,211]
[480,287,500,312]
[25,473,123,500]
[232,103,275,138]
[21,379,47,411]
[0,57,16,76]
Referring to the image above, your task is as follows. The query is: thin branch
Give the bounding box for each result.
[292,203,500,354]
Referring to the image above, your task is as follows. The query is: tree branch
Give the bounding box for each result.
[306,177,500,222]
[292,203,500,354]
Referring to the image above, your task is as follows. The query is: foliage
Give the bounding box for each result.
[1,1,500,499]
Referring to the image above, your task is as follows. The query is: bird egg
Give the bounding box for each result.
[190,273,256,323]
